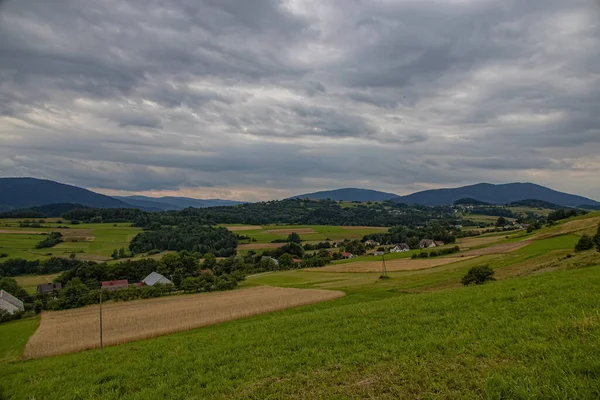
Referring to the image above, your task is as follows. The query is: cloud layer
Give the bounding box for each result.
[1,0,599,201]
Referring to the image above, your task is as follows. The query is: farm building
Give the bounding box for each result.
[373,251,384,256]
[419,239,437,248]
[0,290,24,314]
[37,283,62,295]
[261,256,279,266]
[101,280,129,291]
[391,243,410,253]
[142,272,173,286]
[340,252,354,259]
[434,241,445,247]
[365,240,380,247]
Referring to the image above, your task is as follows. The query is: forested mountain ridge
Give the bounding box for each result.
[0,178,130,211]
[290,188,398,202]
[392,183,599,207]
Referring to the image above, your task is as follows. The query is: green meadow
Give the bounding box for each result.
[0,219,141,261]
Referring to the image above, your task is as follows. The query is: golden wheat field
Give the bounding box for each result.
[308,256,474,273]
[25,286,344,359]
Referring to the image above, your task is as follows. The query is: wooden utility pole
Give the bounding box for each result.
[99,289,103,349]
[381,253,387,277]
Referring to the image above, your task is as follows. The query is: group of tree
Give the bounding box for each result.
[0,257,80,277]
[575,224,600,252]
[128,224,237,256]
[111,248,131,260]
[35,232,63,249]
[411,245,461,259]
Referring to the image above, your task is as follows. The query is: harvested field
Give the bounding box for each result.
[267,228,317,234]
[237,243,284,250]
[308,256,474,273]
[463,240,531,256]
[25,286,343,358]
[225,225,263,232]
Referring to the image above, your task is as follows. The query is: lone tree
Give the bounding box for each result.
[575,235,594,252]
[495,217,507,227]
[593,223,600,252]
[462,265,495,285]
[287,232,301,244]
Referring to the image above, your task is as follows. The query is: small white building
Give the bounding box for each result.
[390,243,410,253]
[0,290,24,315]
[142,272,173,286]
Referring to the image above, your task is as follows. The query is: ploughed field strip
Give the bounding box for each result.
[24,286,344,358]
[225,225,263,231]
[308,257,475,273]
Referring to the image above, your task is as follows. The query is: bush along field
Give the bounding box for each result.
[0,209,599,398]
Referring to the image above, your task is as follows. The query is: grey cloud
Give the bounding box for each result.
[0,0,599,200]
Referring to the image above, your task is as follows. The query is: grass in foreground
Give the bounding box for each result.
[0,318,39,363]
[3,264,600,399]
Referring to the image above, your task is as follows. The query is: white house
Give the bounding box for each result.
[0,290,24,314]
[390,243,410,253]
[142,272,173,286]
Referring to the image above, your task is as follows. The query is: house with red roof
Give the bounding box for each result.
[101,280,129,291]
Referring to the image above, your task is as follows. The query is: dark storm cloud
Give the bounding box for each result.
[0,0,599,200]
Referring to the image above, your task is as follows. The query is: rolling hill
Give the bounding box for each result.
[115,196,246,210]
[0,178,131,211]
[290,188,398,202]
[392,183,600,207]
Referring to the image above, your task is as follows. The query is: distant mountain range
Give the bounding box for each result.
[391,183,600,207]
[0,177,246,212]
[1,178,598,213]
[0,177,129,212]
[114,195,245,210]
[290,188,398,202]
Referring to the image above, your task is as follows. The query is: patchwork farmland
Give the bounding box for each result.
[1,211,599,399]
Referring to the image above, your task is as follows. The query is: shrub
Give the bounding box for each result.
[462,265,495,285]
[575,235,594,252]
[593,224,600,252]
[0,253,7,258]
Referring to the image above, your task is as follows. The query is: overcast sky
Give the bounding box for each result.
[1,0,599,201]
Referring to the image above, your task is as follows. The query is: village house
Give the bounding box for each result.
[142,272,173,286]
[391,243,410,253]
[101,279,129,291]
[36,282,62,296]
[419,239,437,248]
[340,252,354,259]
[0,290,24,314]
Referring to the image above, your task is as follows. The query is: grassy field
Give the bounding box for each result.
[14,273,61,294]
[1,212,599,399]
[2,262,600,398]
[0,318,39,363]
[0,220,141,261]
[222,224,388,244]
